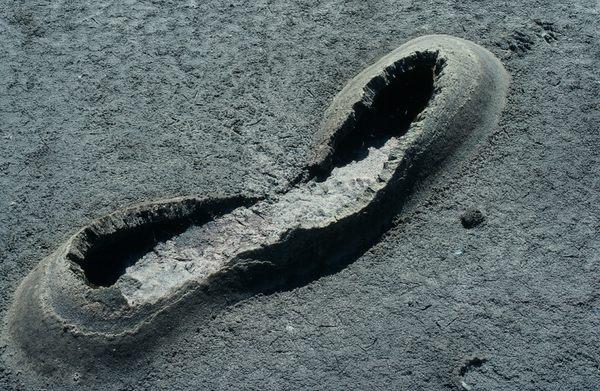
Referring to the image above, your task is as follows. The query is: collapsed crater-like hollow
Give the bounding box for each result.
[67,197,253,287]
[314,51,443,177]
[74,220,190,287]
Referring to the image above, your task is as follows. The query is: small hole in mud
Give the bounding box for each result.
[324,52,443,174]
[459,357,488,377]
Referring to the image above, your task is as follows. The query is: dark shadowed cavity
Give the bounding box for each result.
[319,51,442,177]
[68,199,252,287]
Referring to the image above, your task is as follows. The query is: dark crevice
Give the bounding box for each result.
[313,51,444,180]
[67,197,257,287]
[459,357,488,377]
[75,222,189,288]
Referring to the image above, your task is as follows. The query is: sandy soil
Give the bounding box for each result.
[1,0,599,389]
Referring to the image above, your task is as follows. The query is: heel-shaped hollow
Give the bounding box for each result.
[310,35,508,178]
[67,196,256,287]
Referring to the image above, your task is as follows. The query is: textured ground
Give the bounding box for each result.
[1,0,599,389]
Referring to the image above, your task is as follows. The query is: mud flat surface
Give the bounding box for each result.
[0,1,599,390]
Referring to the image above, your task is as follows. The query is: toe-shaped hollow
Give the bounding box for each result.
[309,51,445,177]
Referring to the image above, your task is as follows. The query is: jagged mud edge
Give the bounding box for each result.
[5,195,260,364]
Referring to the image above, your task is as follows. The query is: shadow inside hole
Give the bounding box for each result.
[318,51,442,178]
[78,222,190,287]
[69,53,442,290]
[68,197,255,287]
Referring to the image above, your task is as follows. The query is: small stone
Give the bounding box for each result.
[460,208,485,229]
